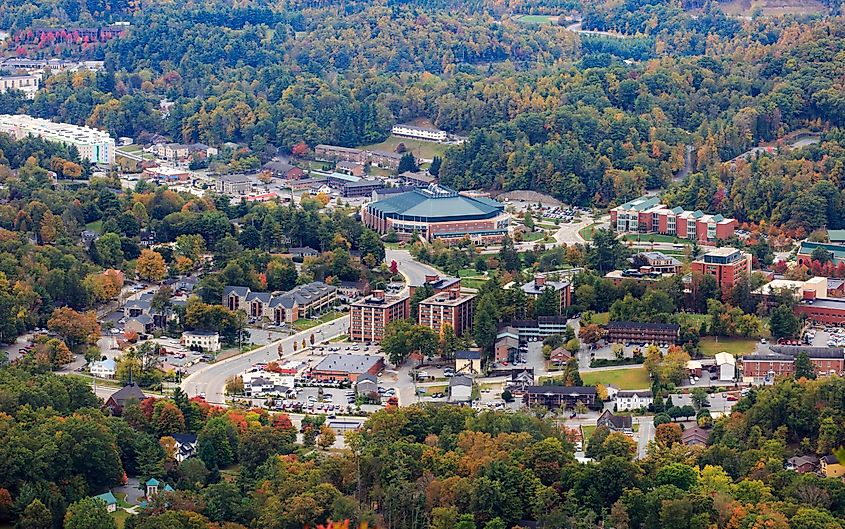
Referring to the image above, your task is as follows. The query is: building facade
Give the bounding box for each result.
[0,114,114,164]
[391,124,447,142]
[611,195,737,243]
[215,174,252,196]
[363,185,509,244]
[222,283,337,325]
[606,321,680,345]
[181,331,221,352]
[519,275,571,313]
[522,386,597,409]
[310,354,385,382]
[350,290,410,342]
[690,247,752,291]
[0,74,40,99]
[418,290,476,336]
[742,347,845,381]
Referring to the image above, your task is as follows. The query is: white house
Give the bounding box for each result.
[90,358,117,379]
[715,352,736,381]
[181,330,221,352]
[171,433,198,462]
[448,375,473,402]
[615,390,653,411]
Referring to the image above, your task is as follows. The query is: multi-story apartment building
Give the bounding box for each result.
[0,74,40,99]
[350,290,410,342]
[742,347,845,381]
[0,114,114,164]
[391,124,448,142]
[690,247,752,291]
[611,195,737,243]
[417,290,476,336]
[518,275,571,314]
[606,321,680,345]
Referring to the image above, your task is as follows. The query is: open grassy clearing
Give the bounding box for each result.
[359,135,449,160]
[580,366,651,389]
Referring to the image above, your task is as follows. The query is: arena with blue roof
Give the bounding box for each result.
[363,185,509,244]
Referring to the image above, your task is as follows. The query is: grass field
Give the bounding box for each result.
[112,509,131,528]
[581,424,596,442]
[292,310,345,331]
[359,135,449,161]
[580,366,651,389]
[86,220,104,234]
[514,14,560,24]
[587,312,610,325]
[462,278,488,289]
[699,336,758,357]
[521,230,550,242]
[579,223,600,241]
[621,233,691,245]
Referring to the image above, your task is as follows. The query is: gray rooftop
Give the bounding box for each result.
[313,354,383,374]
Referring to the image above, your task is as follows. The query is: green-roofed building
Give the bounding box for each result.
[828,230,845,243]
[798,241,845,266]
[363,185,509,244]
[92,491,118,512]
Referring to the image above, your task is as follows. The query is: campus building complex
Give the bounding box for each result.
[0,114,115,164]
[363,185,509,244]
[611,195,737,243]
[0,74,40,99]
[417,290,476,336]
[690,247,752,291]
[350,290,410,342]
[222,282,337,325]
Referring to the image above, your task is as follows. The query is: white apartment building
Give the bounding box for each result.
[391,124,448,142]
[0,74,40,99]
[181,330,221,352]
[0,114,115,164]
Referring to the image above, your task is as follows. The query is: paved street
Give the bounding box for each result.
[180,317,349,403]
[386,248,440,289]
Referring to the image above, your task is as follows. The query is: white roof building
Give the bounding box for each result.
[0,114,114,164]
[715,352,736,381]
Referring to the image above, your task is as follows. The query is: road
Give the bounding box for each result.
[180,317,349,403]
[386,248,441,288]
[636,418,654,458]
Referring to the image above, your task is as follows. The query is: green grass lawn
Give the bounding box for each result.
[112,509,132,529]
[521,230,550,242]
[514,14,559,24]
[292,310,346,331]
[359,135,449,160]
[579,223,600,241]
[699,336,758,357]
[589,312,610,325]
[462,278,488,289]
[621,233,691,245]
[580,366,651,389]
[85,220,104,234]
[581,424,596,442]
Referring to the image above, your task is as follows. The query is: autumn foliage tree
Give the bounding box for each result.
[47,307,100,349]
[137,249,167,282]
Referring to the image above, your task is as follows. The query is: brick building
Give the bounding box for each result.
[418,290,476,336]
[523,386,597,409]
[606,321,680,345]
[310,354,385,382]
[518,275,571,313]
[742,347,845,381]
[690,247,752,291]
[611,195,737,243]
[350,290,410,342]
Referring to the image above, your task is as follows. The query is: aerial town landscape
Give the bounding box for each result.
[2,0,845,528]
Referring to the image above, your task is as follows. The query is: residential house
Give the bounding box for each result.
[786,455,820,474]
[92,491,118,513]
[170,433,198,462]
[523,386,597,409]
[90,358,117,379]
[681,426,710,447]
[597,409,633,434]
[181,331,220,352]
[105,384,146,415]
[455,350,483,375]
[507,369,535,393]
[336,160,365,177]
[615,390,653,411]
[368,150,403,170]
[139,228,156,247]
[288,246,319,259]
[356,373,379,399]
[125,314,154,335]
[715,352,736,381]
[549,346,572,367]
[495,327,520,363]
[821,455,845,478]
[448,375,473,402]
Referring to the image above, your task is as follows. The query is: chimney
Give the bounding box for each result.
[534,275,546,288]
[425,274,439,284]
[373,290,385,300]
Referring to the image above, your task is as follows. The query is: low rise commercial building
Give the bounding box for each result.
[310,354,385,382]
[350,290,409,342]
[417,290,476,336]
[215,174,253,196]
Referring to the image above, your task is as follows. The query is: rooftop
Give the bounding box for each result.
[420,291,475,306]
[455,350,482,360]
[367,185,504,221]
[313,354,383,374]
[524,386,596,395]
[606,321,680,332]
[615,195,662,212]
